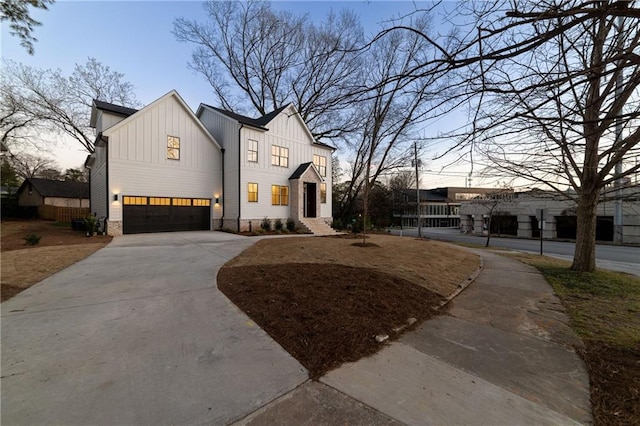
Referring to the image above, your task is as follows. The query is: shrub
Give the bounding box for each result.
[24,233,42,246]
[332,218,344,230]
[274,218,284,231]
[84,215,97,235]
[261,217,272,231]
[352,223,361,234]
[286,218,296,232]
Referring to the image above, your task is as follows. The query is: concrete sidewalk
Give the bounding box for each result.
[241,250,592,425]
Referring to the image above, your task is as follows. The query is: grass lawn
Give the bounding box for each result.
[506,253,640,426]
[1,219,112,302]
[218,234,480,378]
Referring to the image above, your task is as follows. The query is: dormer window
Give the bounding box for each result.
[167,136,180,160]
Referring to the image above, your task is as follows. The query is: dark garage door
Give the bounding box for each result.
[123,196,211,234]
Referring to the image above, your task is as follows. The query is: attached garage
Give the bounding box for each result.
[122,196,211,234]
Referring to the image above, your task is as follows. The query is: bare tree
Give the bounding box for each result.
[9,151,59,179]
[173,0,364,139]
[380,1,640,272]
[1,58,140,153]
[339,15,443,240]
[1,0,54,54]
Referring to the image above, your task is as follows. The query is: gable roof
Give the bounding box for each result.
[289,162,323,181]
[18,178,89,199]
[199,104,288,130]
[103,90,222,150]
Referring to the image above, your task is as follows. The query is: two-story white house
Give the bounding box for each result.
[86,90,334,236]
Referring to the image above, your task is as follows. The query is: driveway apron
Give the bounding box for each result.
[1,231,307,425]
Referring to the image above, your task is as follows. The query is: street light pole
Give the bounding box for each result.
[614,14,624,244]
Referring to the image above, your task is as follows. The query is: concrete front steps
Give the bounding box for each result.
[298,218,338,236]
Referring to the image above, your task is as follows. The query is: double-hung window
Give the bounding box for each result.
[271,185,289,206]
[247,140,258,163]
[313,154,326,177]
[271,145,289,167]
[248,183,258,202]
[167,136,180,160]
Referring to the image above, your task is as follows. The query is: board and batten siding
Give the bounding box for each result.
[197,107,240,221]
[239,109,333,220]
[96,111,128,133]
[104,94,222,223]
[90,145,108,218]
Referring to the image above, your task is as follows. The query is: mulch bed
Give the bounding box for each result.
[218,263,446,379]
[580,342,640,425]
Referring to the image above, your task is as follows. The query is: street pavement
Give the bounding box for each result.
[2,232,591,425]
[390,227,640,276]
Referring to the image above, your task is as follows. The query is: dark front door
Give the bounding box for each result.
[304,183,316,218]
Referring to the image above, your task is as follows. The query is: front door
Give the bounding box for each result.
[304,182,316,218]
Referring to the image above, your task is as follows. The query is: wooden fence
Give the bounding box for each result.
[38,205,90,223]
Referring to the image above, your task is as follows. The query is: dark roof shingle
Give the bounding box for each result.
[203,104,289,130]
[93,99,138,117]
[20,178,89,199]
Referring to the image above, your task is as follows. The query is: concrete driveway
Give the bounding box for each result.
[1,231,307,425]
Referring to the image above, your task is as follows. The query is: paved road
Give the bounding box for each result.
[390,227,640,276]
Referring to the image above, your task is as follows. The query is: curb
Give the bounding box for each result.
[436,253,484,310]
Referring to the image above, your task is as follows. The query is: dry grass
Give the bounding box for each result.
[226,234,480,297]
[1,220,111,302]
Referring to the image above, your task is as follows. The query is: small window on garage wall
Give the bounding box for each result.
[167,136,180,160]
[193,199,211,206]
[124,196,148,205]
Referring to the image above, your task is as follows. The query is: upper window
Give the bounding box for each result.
[247,140,258,163]
[167,136,180,160]
[320,183,327,203]
[271,145,289,168]
[248,183,258,202]
[313,155,326,177]
[271,185,289,206]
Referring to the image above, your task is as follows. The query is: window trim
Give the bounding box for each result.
[247,139,258,163]
[248,182,258,202]
[271,185,289,206]
[313,154,327,177]
[271,145,289,168]
[167,135,180,160]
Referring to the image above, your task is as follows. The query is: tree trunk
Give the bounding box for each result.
[485,214,492,247]
[571,190,600,272]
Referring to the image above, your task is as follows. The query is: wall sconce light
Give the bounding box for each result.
[214,196,220,205]
[113,194,119,202]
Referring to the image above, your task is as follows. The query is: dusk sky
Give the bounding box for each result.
[1,0,476,187]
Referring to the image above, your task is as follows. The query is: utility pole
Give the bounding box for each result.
[614,14,624,244]
[414,141,422,238]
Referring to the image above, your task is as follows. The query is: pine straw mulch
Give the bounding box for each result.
[580,342,640,426]
[218,263,446,379]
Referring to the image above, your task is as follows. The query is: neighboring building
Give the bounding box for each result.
[17,178,89,208]
[459,186,640,244]
[86,90,334,236]
[394,187,493,228]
